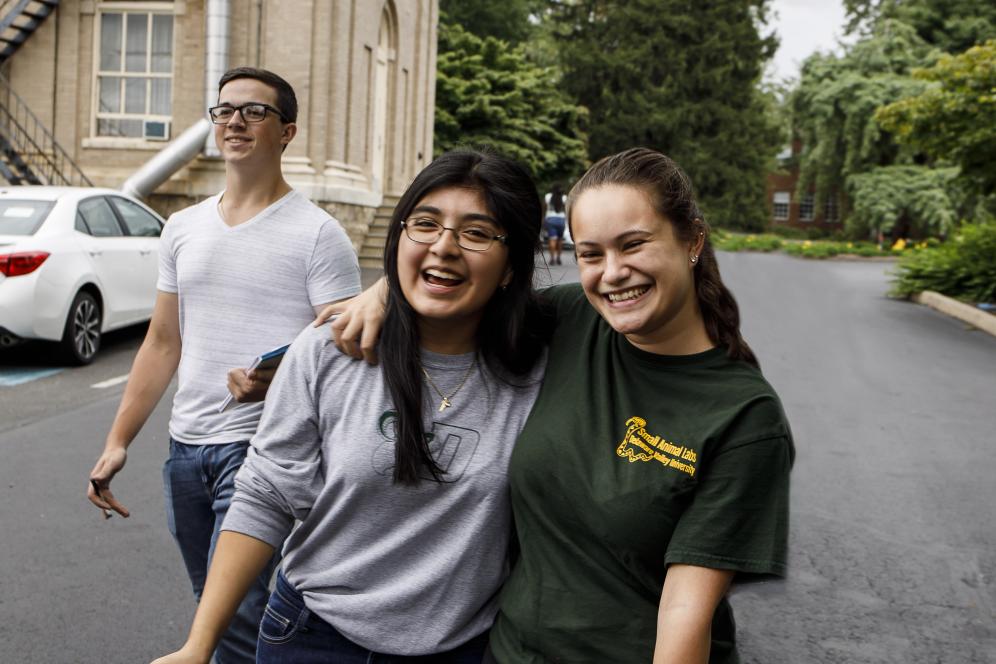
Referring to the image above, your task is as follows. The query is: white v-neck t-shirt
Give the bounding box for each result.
[157,189,361,445]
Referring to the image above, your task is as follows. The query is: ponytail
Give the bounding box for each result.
[694,238,758,368]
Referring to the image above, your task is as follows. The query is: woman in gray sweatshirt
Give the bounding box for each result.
[153,149,554,664]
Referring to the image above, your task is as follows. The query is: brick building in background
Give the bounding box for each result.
[765,139,844,234]
[0,0,437,267]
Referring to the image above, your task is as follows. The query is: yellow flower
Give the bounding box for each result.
[747,235,755,242]
[802,240,812,248]
[892,238,907,251]
[846,242,854,248]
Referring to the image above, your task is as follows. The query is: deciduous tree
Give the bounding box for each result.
[876,41,996,199]
[844,0,996,54]
[792,25,934,194]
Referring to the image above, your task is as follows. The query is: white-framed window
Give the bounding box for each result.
[772,191,790,220]
[94,6,174,139]
[799,193,815,222]
[824,195,840,223]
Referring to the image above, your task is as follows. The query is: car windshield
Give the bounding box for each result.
[0,200,55,235]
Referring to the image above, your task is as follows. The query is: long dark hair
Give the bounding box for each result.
[567,147,758,368]
[549,183,565,214]
[381,149,553,484]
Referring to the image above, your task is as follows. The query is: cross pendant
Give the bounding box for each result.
[438,398,451,412]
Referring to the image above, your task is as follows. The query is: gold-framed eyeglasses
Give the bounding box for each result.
[401,218,507,252]
[208,102,287,124]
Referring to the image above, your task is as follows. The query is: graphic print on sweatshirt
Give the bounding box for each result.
[371,410,482,482]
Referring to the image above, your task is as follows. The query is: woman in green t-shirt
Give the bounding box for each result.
[327,147,793,664]
[489,148,793,663]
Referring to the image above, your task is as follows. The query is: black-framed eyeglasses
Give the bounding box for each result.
[208,102,287,124]
[401,218,507,252]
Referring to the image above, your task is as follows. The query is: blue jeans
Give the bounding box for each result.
[163,438,280,664]
[257,571,489,663]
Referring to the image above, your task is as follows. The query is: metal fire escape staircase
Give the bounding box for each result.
[0,0,91,187]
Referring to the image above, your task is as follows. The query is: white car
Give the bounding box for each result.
[0,187,164,364]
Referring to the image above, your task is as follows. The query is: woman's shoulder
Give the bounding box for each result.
[286,322,374,381]
[706,360,793,453]
[540,283,588,314]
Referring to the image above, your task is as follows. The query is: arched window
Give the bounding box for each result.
[370,3,397,190]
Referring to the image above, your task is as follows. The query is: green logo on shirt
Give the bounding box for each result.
[372,410,481,481]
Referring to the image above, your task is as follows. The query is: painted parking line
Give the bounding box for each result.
[0,367,64,387]
[91,374,129,389]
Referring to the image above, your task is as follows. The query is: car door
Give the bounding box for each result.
[75,196,140,327]
[107,196,163,322]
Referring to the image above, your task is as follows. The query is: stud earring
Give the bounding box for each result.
[690,256,698,264]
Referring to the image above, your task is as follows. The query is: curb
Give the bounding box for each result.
[912,291,996,338]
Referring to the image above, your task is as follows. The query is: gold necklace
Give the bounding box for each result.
[421,360,477,412]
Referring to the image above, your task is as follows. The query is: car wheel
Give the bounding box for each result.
[61,291,102,365]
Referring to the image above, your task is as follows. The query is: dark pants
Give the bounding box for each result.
[163,438,280,664]
[257,571,490,663]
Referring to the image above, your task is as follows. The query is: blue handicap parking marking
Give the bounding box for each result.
[0,368,64,387]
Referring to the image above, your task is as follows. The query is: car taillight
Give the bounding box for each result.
[0,251,50,277]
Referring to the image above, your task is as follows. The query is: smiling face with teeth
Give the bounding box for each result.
[572,184,712,356]
[213,77,295,168]
[397,186,512,353]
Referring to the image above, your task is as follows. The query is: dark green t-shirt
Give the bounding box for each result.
[490,284,794,663]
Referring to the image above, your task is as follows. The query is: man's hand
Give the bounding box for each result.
[226,366,276,403]
[315,277,388,365]
[88,447,131,518]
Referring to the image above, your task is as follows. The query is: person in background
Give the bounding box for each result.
[543,182,567,265]
[87,66,361,663]
[327,147,793,664]
[152,149,553,664]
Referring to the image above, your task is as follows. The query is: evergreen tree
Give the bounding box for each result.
[546,0,780,230]
[439,0,541,45]
[434,22,588,188]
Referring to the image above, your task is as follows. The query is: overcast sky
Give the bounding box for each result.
[766,0,851,83]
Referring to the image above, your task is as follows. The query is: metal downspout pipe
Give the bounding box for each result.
[203,0,231,158]
[119,0,230,198]
[119,119,212,200]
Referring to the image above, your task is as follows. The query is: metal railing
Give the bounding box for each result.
[0,71,92,186]
[0,0,59,63]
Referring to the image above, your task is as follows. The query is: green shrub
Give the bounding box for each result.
[784,241,840,259]
[891,221,996,302]
[767,226,809,240]
[851,244,884,257]
[713,233,783,252]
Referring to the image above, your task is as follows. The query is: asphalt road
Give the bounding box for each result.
[1,253,994,663]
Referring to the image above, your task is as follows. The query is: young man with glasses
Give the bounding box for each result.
[87,67,360,663]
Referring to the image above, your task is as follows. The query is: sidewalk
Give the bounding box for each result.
[912,291,996,338]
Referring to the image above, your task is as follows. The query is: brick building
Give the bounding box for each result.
[0,0,438,265]
[765,141,843,233]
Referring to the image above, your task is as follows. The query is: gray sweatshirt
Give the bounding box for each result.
[223,322,545,655]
